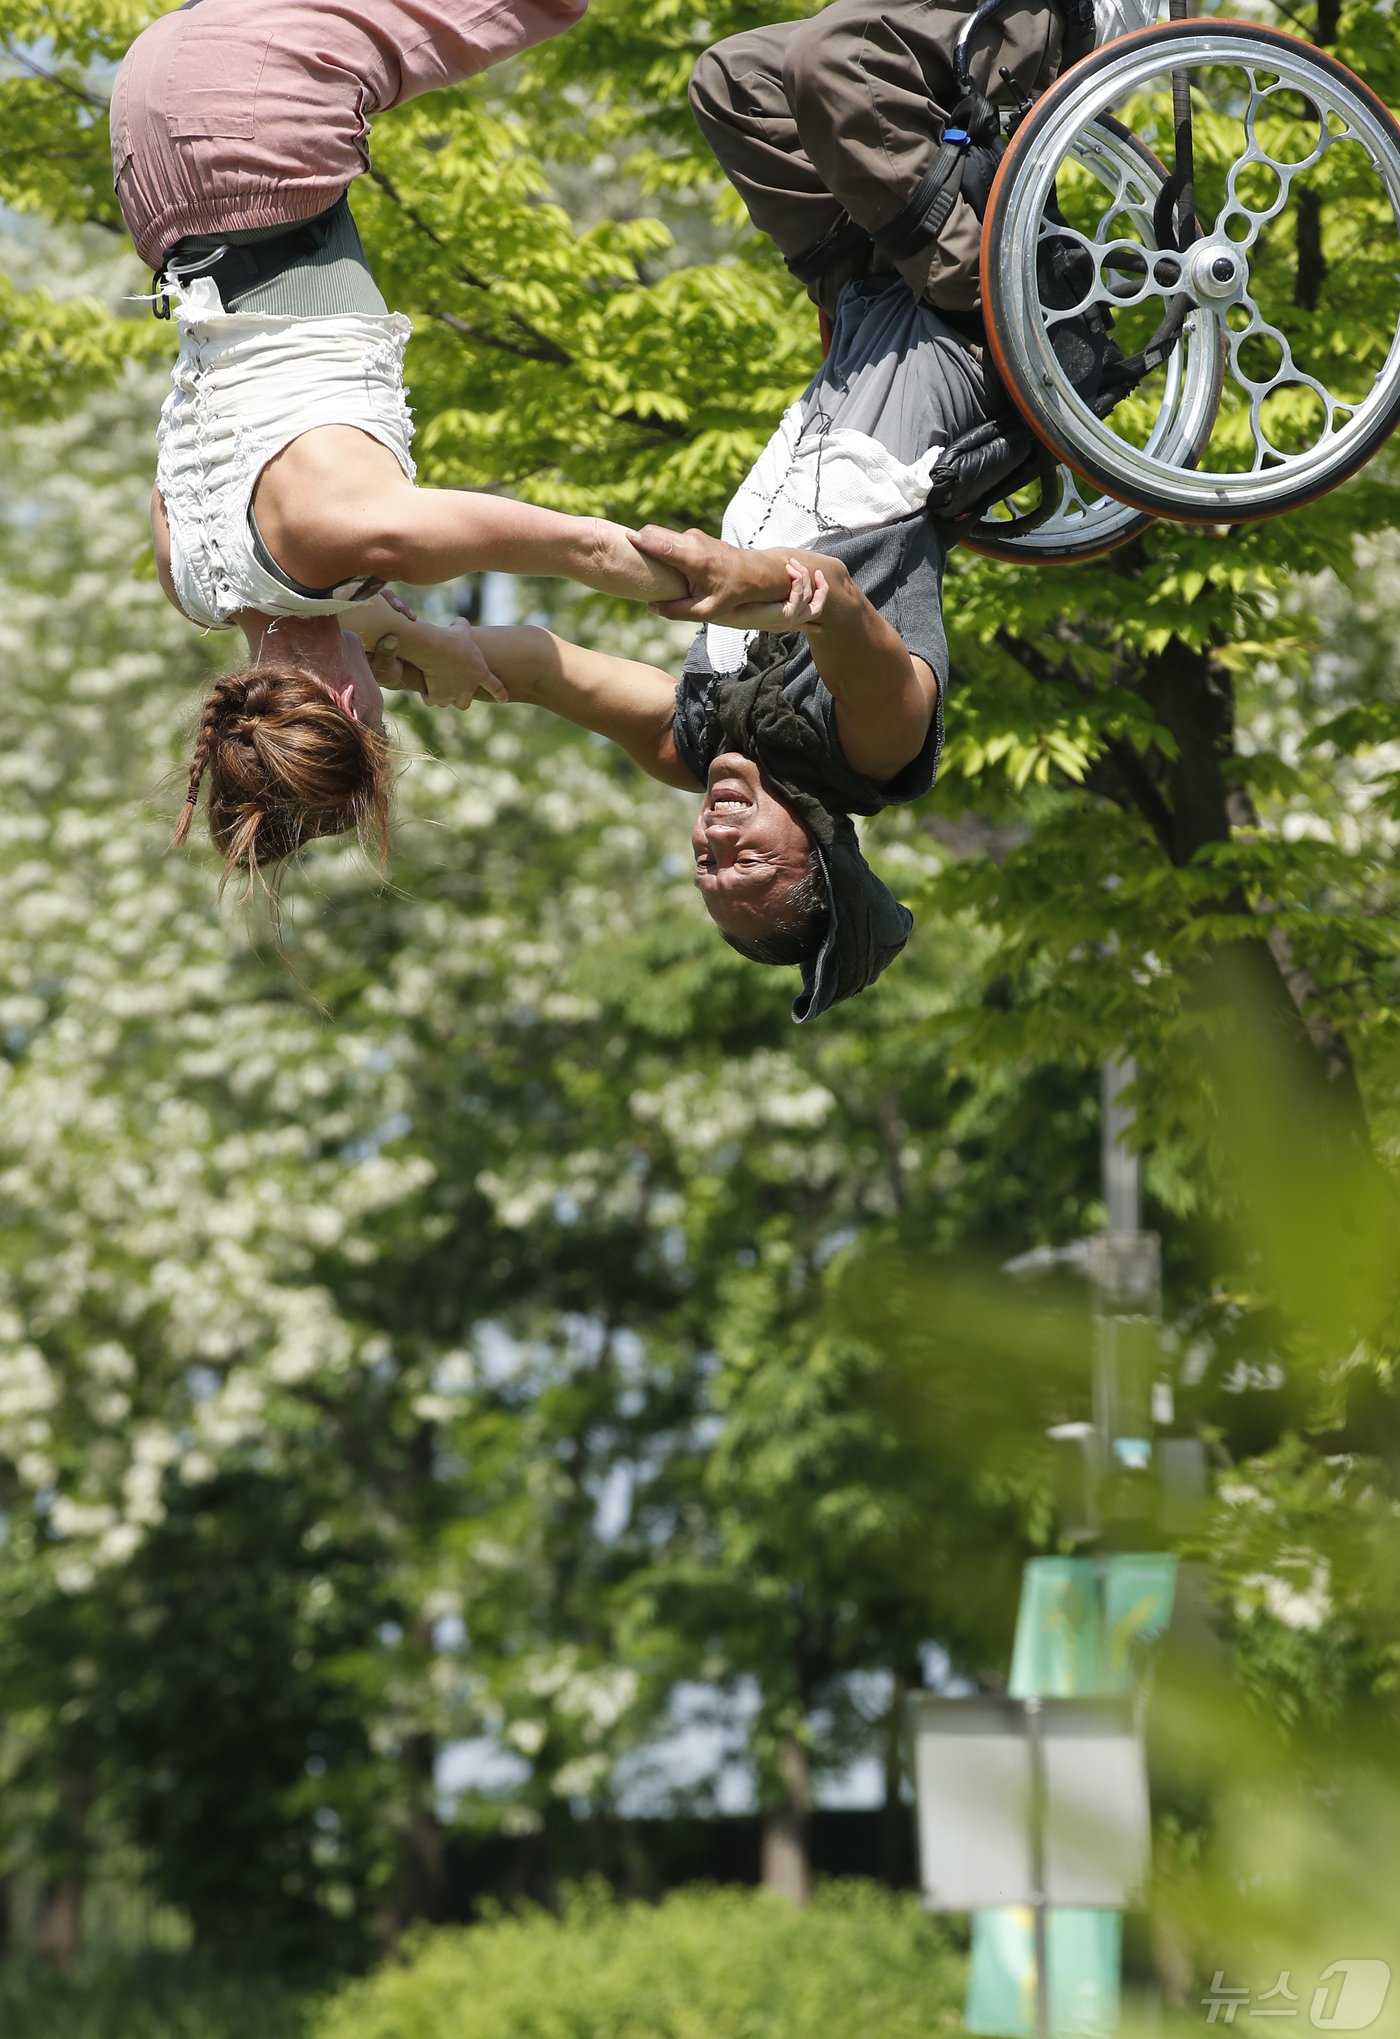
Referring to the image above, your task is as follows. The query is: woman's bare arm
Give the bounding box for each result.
[366,617,696,789]
[376,493,691,606]
[252,430,689,605]
[484,626,695,786]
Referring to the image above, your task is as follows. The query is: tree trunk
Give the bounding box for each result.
[761,1735,812,1905]
[878,1667,916,1887]
[34,1774,89,1971]
[394,1722,448,1931]
[1072,628,1373,1144]
[1144,635,1372,1148]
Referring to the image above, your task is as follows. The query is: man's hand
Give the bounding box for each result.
[584,520,689,604]
[729,557,832,632]
[368,616,509,710]
[366,633,428,698]
[629,525,782,623]
[630,526,836,631]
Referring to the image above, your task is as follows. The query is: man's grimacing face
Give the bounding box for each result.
[690,752,815,940]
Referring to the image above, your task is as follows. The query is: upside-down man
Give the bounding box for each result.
[374,0,1083,1018]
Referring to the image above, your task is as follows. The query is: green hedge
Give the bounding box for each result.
[315,1882,968,2039]
[0,1955,311,2039]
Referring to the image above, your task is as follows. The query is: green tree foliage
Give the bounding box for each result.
[2,1467,397,1969]
[2,0,1400,1984]
[88,1468,396,1966]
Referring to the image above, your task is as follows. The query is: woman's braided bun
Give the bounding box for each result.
[174,663,390,882]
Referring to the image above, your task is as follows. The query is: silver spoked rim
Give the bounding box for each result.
[967,461,1149,560]
[972,116,1219,557]
[988,28,1400,519]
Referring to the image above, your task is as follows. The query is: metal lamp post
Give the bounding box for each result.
[917,1053,1206,2036]
[910,1694,1153,2039]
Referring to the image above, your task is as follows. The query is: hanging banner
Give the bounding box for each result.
[963,1554,1177,2038]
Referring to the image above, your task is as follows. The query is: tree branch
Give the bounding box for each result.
[0,45,108,114]
[1087,739,1177,854]
[613,407,689,444]
[994,627,1079,694]
[430,313,687,439]
[430,307,568,366]
[994,628,1177,846]
[1294,189,1325,313]
[369,167,574,365]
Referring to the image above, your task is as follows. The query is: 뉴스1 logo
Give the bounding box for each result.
[1203,1961,1392,2029]
[1311,1963,1393,2032]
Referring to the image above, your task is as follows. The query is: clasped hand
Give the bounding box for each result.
[629,525,829,631]
[368,595,507,710]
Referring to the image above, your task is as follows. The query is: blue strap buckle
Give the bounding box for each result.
[943,127,973,149]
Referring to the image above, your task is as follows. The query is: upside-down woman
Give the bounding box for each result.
[110,0,685,878]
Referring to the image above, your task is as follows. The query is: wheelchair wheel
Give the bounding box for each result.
[981,21,1400,523]
[965,116,1220,562]
[960,462,1154,563]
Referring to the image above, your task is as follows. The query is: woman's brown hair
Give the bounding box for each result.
[173,663,391,885]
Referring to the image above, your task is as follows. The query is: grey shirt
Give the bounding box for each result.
[811,272,991,464]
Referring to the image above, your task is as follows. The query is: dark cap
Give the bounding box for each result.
[794,813,913,1022]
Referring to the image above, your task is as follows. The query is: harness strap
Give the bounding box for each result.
[786,214,873,288]
[880,90,1002,263]
[1093,294,1192,414]
[880,132,973,263]
[150,245,229,322]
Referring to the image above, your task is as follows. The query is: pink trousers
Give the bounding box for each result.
[111,0,588,270]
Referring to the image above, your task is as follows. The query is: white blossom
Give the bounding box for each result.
[50,1496,118,1540]
[97,1523,143,1567]
[552,1754,609,1799]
